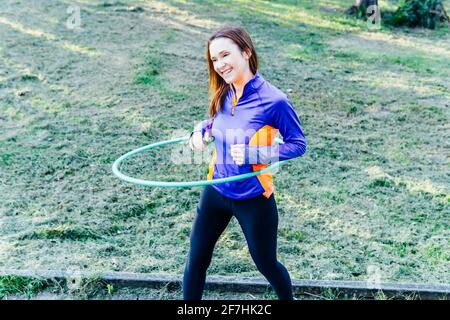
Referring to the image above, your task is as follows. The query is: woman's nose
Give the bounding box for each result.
[217,60,226,69]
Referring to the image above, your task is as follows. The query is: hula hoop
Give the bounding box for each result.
[112,135,287,188]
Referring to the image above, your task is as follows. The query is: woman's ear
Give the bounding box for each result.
[243,49,252,60]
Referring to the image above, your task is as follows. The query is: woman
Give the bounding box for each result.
[185,26,307,300]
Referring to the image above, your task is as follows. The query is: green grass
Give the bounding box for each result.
[0,0,448,298]
[19,226,103,241]
[0,276,45,299]
[134,28,176,86]
[134,50,163,86]
[97,2,128,7]
[1,273,443,300]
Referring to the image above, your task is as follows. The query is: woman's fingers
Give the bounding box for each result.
[193,140,204,151]
[230,144,245,155]
[230,144,245,164]
[188,137,194,151]
[191,131,205,151]
[204,131,212,142]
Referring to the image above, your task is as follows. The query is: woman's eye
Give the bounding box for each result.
[211,53,228,62]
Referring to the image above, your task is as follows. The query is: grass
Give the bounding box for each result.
[0,0,449,299]
[0,276,45,299]
[2,274,435,300]
[18,225,103,241]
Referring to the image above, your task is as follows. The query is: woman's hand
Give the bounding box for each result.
[189,131,204,151]
[231,144,275,165]
[230,144,245,165]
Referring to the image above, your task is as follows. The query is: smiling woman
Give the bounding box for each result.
[184,25,308,301]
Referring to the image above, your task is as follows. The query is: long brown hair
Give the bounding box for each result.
[206,26,258,118]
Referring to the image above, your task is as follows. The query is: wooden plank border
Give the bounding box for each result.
[1,270,448,299]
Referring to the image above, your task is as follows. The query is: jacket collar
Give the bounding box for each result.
[229,71,265,100]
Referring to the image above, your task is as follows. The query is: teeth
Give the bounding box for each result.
[223,69,232,75]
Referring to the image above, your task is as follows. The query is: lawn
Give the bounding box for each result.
[0,0,449,299]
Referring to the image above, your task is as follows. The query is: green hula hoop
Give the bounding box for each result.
[112,135,287,188]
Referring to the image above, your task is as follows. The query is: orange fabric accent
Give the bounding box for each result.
[207,146,216,180]
[249,125,279,198]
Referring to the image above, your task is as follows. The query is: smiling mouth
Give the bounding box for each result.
[222,68,232,76]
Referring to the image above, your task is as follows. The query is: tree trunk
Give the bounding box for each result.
[436,4,449,22]
[345,0,379,17]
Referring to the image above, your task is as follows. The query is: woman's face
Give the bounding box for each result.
[209,37,250,84]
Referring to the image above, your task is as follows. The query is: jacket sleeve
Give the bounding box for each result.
[246,97,307,164]
[192,118,214,137]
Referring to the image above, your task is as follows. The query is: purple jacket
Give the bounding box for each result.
[194,71,307,200]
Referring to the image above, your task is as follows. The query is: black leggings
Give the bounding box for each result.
[183,185,293,300]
